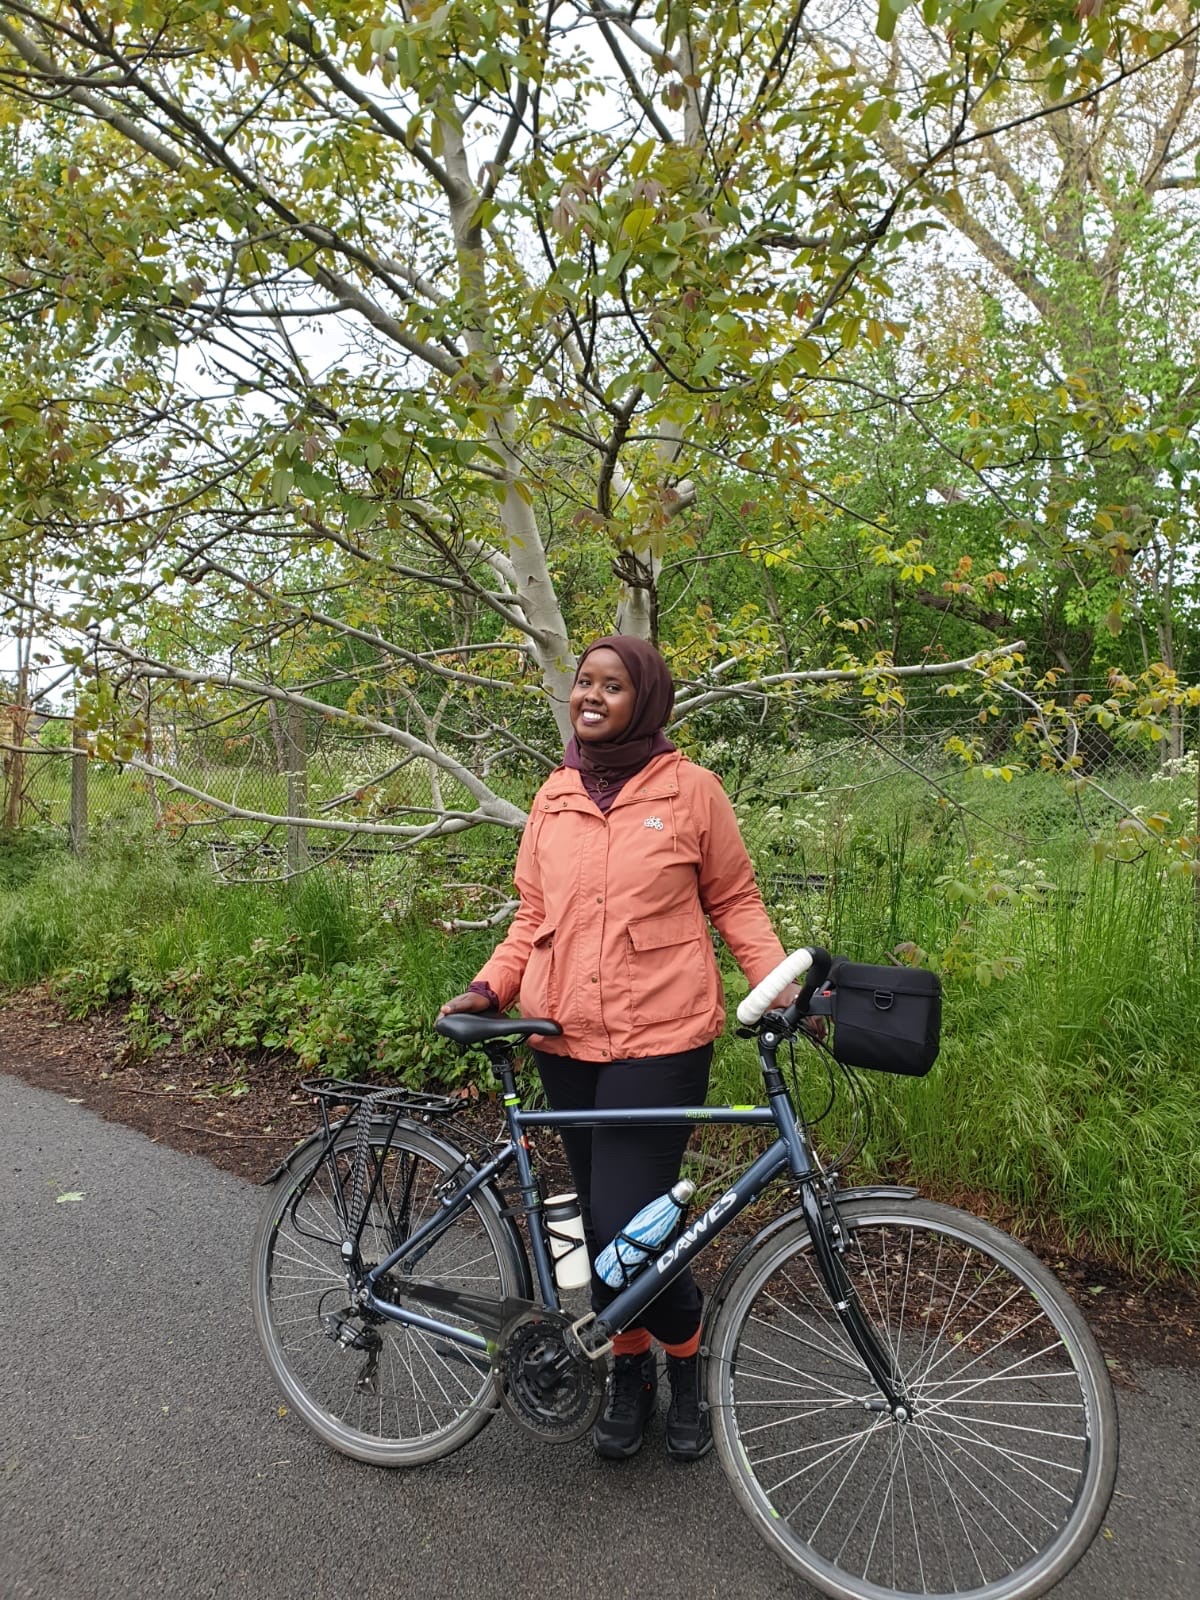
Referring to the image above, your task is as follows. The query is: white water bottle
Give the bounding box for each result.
[543,1193,591,1290]
[595,1179,695,1287]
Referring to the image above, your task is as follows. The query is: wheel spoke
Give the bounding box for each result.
[710,1201,1116,1600]
[253,1125,517,1466]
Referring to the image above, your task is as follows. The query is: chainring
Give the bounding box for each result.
[497,1309,606,1443]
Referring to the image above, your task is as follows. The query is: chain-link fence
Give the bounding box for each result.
[7,682,1197,910]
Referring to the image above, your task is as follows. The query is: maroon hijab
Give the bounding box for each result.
[563,636,676,808]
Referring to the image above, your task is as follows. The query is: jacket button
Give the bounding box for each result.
[591,975,598,983]
[595,895,602,903]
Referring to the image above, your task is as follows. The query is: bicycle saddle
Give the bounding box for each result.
[435,1014,562,1047]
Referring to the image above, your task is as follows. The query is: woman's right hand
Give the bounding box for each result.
[437,991,494,1018]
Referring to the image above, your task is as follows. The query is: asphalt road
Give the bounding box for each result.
[2,1074,1197,1600]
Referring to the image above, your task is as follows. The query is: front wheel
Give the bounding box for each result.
[707,1197,1117,1600]
[251,1120,527,1466]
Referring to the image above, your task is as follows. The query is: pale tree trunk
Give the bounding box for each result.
[614,31,704,642]
[440,111,576,739]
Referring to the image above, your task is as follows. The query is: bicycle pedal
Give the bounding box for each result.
[565,1310,612,1363]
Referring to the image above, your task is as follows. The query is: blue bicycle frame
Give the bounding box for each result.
[326,1013,908,1411]
[351,1031,814,1353]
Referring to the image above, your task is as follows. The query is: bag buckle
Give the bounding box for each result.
[872,990,895,1010]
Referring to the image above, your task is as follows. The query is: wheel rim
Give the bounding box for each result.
[713,1209,1111,1600]
[258,1137,507,1458]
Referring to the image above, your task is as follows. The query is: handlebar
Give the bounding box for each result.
[736,948,812,1025]
[735,946,834,1029]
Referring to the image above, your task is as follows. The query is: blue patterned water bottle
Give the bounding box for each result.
[595,1179,695,1287]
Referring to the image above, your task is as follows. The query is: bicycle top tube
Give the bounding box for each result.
[516,1105,778,1127]
[434,1006,813,1155]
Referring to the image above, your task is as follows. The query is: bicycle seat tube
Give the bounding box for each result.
[485,1043,560,1306]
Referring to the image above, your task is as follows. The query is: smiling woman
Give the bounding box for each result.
[570,647,636,740]
[563,638,676,806]
[438,634,802,1466]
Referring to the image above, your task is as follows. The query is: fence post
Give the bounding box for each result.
[286,700,309,876]
[1,701,27,832]
[142,676,163,830]
[70,719,88,857]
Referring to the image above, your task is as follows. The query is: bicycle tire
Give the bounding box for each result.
[707,1196,1117,1600]
[251,1119,527,1466]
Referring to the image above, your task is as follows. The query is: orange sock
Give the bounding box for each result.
[611,1328,653,1357]
[662,1329,701,1360]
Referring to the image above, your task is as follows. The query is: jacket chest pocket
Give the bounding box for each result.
[625,912,711,1026]
[521,922,558,1016]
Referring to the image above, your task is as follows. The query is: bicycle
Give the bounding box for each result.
[251,947,1118,1600]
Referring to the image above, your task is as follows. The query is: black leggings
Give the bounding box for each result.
[531,1044,712,1347]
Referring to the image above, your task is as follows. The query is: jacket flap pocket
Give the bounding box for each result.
[531,922,556,948]
[628,912,701,953]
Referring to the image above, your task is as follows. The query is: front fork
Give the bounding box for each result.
[759,1021,913,1421]
[799,1182,913,1418]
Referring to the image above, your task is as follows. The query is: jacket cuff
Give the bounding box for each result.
[467,980,501,1011]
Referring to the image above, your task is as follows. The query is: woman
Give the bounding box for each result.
[439,636,798,1462]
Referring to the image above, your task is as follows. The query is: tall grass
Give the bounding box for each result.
[907,858,1200,1274]
[726,819,1200,1274]
[2,796,1197,1272]
[0,834,360,986]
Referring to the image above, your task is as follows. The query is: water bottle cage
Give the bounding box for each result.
[544,1220,583,1251]
[605,1213,689,1289]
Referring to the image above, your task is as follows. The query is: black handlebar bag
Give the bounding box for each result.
[826,960,941,1077]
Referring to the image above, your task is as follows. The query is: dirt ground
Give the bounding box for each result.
[3,983,1196,1378]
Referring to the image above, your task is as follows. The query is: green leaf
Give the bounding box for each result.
[621,205,656,243]
[858,100,886,135]
[792,339,823,375]
[628,138,656,179]
[604,246,632,283]
[693,345,723,379]
[876,0,907,43]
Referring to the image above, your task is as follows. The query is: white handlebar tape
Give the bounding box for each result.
[735,948,815,1026]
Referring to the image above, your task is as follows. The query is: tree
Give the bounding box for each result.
[834,0,1200,714]
[0,1,1192,840]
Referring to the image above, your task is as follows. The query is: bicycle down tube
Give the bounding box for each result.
[354,1106,795,1348]
[351,1028,893,1387]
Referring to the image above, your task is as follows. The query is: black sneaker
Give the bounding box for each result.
[665,1352,712,1461]
[593,1351,658,1459]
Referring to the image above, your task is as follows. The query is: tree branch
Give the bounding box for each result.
[673,643,1026,719]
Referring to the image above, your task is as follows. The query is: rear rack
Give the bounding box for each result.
[300,1077,462,1118]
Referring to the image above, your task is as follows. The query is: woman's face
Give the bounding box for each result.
[569,647,636,742]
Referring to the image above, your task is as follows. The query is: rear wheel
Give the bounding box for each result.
[251,1121,525,1466]
[707,1197,1117,1600]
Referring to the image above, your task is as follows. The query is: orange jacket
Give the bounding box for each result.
[474,751,787,1061]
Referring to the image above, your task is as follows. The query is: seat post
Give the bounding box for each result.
[484,1042,520,1102]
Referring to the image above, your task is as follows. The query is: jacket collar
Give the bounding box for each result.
[540,750,681,808]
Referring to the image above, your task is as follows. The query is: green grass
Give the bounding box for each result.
[727,820,1200,1274]
[2,762,1198,1274]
